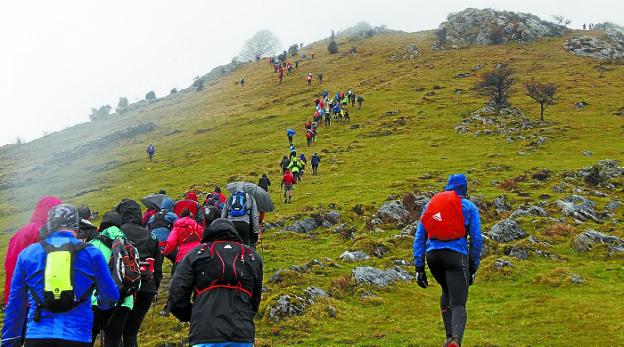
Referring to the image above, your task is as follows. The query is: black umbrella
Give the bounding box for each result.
[226,182,275,212]
[141,193,167,211]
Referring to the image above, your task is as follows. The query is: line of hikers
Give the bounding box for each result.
[2,188,264,347]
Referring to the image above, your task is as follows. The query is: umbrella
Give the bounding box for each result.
[226,181,274,212]
[141,193,167,211]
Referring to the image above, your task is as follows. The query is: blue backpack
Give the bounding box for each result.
[229,191,248,217]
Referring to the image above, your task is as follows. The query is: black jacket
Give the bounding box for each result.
[280,158,290,170]
[170,219,263,345]
[258,176,271,192]
[116,199,163,294]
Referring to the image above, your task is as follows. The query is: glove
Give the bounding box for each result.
[415,267,428,289]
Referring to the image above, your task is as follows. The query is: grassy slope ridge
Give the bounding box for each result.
[1,29,624,346]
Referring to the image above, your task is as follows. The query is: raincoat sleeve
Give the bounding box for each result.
[92,249,120,310]
[169,253,194,322]
[163,226,179,256]
[251,252,264,313]
[413,221,427,271]
[250,197,260,240]
[151,236,163,290]
[466,203,483,273]
[2,256,28,347]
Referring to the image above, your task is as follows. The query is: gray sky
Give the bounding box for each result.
[1,0,621,146]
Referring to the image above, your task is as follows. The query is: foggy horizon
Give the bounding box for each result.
[1,0,622,146]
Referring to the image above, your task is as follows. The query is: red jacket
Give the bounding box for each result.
[282,171,296,185]
[3,196,62,304]
[163,217,203,263]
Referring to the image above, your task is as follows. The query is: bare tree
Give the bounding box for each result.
[475,64,515,106]
[525,80,558,121]
[552,15,571,27]
[239,30,280,62]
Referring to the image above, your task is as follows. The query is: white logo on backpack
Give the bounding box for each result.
[433,212,442,222]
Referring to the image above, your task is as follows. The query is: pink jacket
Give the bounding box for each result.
[3,196,62,304]
[163,217,203,263]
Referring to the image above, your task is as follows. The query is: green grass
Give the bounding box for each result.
[1,29,624,346]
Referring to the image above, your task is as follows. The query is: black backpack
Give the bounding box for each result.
[147,209,172,231]
[193,241,255,299]
[96,236,142,300]
[29,241,93,322]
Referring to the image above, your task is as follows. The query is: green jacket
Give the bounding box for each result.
[90,226,134,309]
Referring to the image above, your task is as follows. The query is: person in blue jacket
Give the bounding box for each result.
[286,128,296,145]
[2,204,119,347]
[413,174,482,347]
[311,153,321,175]
[147,144,155,161]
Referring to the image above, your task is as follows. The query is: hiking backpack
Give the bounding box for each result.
[30,241,93,321]
[147,209,173,231]
[193,241,254,299]
[420,191,466,241]
[97,236,142,299]
[229,191,248,217]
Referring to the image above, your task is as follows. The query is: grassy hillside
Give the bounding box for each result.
[1,28,624,346]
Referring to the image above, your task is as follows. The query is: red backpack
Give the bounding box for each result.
[420,191,465,240]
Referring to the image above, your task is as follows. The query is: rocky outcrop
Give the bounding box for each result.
[510,205,548,219]
[368,200,410,228]
[285,218,319,233]
[572,230,624,253]
[352,266,414,287]
[339,251,370,262]
[266,286,328,322]
[565,23,624,60]
[556,195,601,223]
[489,219,527,242]
[438,8,563,46]
[579,160,624,186]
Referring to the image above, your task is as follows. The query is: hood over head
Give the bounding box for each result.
[202,218,242,243]
[115,199,143,225]
[444,174,468,197]
[30,196,63,225]
[100,211,122,231]
[185,192,198,202]
[160,197,175,213]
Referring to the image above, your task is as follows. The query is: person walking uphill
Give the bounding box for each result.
[169,219,263,347]
[311,153,321,175]
[162,209,203,265]
[258,173,271,192]
[2,204,119,347]
[222,190,260,247]
[115,199,163,347]
[147,144,155,161]
[4,196,62,305]
[281,169,296,203]
[90,211,136,347]
[286,128,296,145]
[413,174,483,347]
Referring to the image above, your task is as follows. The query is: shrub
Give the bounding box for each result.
[288,44,299,56]
[327,30,338,54]
[145,90,156,101]
[475,64,515,106]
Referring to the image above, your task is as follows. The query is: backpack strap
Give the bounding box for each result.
[95,235,114,249]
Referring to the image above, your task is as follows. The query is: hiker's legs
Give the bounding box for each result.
[233,221,251,245]
[312,165,318,175]
[25,339,91,347]
[288,136,293,144]
[103,307,130,347]
[427,250,453,340]
[446,253,469,343]
[123,291,155,347]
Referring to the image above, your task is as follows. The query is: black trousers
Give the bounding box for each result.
[92,306,130,347]
[426,249,470,343]
[25,339,90,347]
[232,220,252,246]
[122,291,155,347]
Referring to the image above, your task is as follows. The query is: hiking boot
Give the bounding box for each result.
[446,338,460,347]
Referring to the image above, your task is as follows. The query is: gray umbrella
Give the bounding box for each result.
[141,193,167,211]
[226,181,274,212]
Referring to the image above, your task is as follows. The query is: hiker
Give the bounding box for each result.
[280,156,291,174]
[311,51,315,59]
[278,71,283,83]
[258,174,271,192]
[306,130,312,147]
[281,170,296,203]
[357,95,364,109]
[344,108,351,123]
[583,23,587,30]
[333,103,341,118]
[413,174,483,347]
[212,186,228,208]
[77,206,98,242]
[162,209,203,264]
[147,144,155,161]
[324,109,331,126]
[288,156,303,182]
[91,211,138,347]
[295,60,299,69]
[2,204,119,347]
[307,72,313,86]
[289,145,297,160]
[202,194,223,228]
[115,199,163,347]
[240,77,245,87]
[147,197,178,256]
[3,196,62,305]
[300,153,307,166]
[286,128,296,145]
[174,192,206,228]
[221,190,260,247]
[318,73,323,84]
[311,153,321,175]
[169,218,263,347]
[350,93,356,107]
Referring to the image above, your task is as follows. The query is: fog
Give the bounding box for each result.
[1,0,622,146]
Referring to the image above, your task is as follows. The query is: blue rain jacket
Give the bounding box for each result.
[149,197,178,243]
